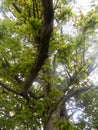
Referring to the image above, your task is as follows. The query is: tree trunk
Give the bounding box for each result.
[44,108,60,130]
[44,102,67,130]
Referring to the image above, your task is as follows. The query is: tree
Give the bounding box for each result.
[0,0,98,129]
[73,87,98,130]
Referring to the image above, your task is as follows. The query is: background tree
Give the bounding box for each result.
[0,0,98,130]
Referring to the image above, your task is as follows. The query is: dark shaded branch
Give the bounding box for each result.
[12,3,21,13]
[22,0,54,94]
[41,0,54,24]
[0,81,22,96]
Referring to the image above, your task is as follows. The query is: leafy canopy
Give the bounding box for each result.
[0,0,98,130]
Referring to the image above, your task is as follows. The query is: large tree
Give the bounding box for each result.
[0,0,98,129]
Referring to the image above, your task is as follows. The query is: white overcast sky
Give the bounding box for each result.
[72,0,98,14]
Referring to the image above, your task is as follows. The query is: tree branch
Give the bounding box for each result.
[12,3,21,13]
[54,0,59,10]
[0,81,22,96]
[64,85,92,102]
[22,0,54,94]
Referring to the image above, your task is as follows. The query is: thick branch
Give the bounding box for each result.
[22,0,54,94]
[64,85,92,102]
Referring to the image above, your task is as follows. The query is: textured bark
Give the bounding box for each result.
[43,102,68,130]
[44,107,61,130]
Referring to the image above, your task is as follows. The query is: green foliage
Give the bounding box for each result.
[74,88,98,129]
[57,6,74,22]
[28,17,42,32]
[54,120,76,130]
[75,10,98,32]
[0,0,98,129]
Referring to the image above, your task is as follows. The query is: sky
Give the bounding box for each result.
[72,0,98,14]
[73,0,92,13]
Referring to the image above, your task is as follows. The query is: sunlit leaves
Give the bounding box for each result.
[75,10,98,33]
[27,17,42,37]
[0,0,98,129]
[56,6,74,23]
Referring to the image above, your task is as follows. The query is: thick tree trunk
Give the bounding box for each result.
[44,108,60,130]
[44,101,67,130]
